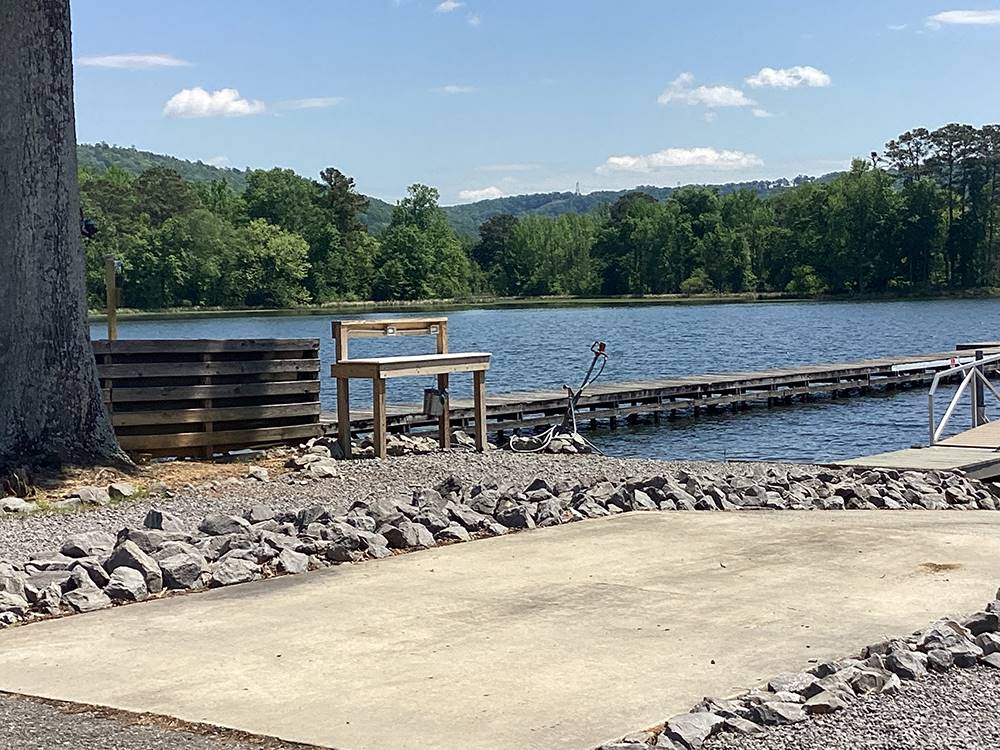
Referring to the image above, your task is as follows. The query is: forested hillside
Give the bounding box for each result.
[78,123,1000,311]
[77,143,827,236]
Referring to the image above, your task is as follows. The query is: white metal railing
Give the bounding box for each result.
[928,352,1000,445]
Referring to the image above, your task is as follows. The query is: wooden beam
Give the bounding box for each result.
[473,369,487,452]
[115,423,322,451]
[372,377,387,459]
[107,380,320,403]
[92,339,319,355]
[336,377,351,459]
[110,402,320,427]
[98,358,320,379]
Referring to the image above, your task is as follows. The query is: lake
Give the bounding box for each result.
[90,298,1000,463]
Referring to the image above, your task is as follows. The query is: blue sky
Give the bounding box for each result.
[71,1,1000,205]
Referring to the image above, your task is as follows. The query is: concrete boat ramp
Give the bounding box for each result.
[2,512,1000,750]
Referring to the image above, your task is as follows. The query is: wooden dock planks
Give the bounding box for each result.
[323,348,1000,439]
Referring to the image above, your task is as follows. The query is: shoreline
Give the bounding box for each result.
[87,287,1000,323]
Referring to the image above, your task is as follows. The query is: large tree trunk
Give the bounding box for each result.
[0,0,128,469]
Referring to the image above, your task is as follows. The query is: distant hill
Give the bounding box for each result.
[439,176,836,237]
[76,143,836,237]
[77,143,251,191]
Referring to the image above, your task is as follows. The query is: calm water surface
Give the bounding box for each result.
[90,299,1000,463]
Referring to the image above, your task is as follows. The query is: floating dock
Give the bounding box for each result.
[324,348,1000,440]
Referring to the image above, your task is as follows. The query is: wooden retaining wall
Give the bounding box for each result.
[93,339,322,458]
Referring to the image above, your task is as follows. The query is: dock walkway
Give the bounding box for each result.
[324,347,1000,439]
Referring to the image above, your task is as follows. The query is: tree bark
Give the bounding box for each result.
[0,0,129,469]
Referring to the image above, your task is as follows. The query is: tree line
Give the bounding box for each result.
[80,122,1000,310]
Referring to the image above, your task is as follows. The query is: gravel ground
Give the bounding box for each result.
[704,665,1000,750]
[0,452,811,561]
[0,693,316,750]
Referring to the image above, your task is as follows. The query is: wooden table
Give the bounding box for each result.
[330,318,491,459]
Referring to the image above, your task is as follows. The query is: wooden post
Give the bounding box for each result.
[333,321,351,458]
[473,369,487,452]
[436,319,451,449]
[372,377,387,459]
[104,254,118,341]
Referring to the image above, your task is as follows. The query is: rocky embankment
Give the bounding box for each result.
[599,592,1000,750]
[1,462,997,629]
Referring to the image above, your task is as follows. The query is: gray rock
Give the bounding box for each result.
[981,653,1000,669]
[209,558,259,587]
[927,648,955,672]
[276,549,309,575]
[886,649,927,680]
[143,508,186,532]
[663,711,726,749]
[1,496,35,514]
[496,503,535,529]
[767,671,818,695]
[104,567,149,602]
[976,632,1000,656]
[107,482,137,500]
[413,507,450,533]
[60,530,115,558]
[71,558,111,589]
[199,514,251,536]
[447,503,488,530]
[245,504,276,524]
[159,553,208,589]
[0,591,29,616]
[76,486,111,506]
[413,488,446,509]
[305,458,338,479]
[62,586,112,613]
[247,466,269,482]
[750,701,807,726]
[963,610,1000,636]
[723,717,766,735]
[850,666,901,694]
[435,524,472,543]
[804,687,854,715]
[104,541,163,594]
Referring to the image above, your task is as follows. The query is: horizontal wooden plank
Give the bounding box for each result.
[331,353,491,379]
[117,423,322,451]
[111,402,320,427]
[92,338,319,355]
[98,359,320,379]
[107,380,320,403]
[332,318,447,339]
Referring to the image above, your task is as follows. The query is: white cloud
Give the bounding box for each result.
[204,156,231,167]
[432,84,477,94]
[77,53,192,69]
[928,10,1000,26]
[282,96,345,109]
[163,87,265,118]
[745,66,831,88]
[887,23,908,31]
[458,186,505,202]
[597,147,763,175]
[436,0,463,11]
[479,163,538,172]
[703,112,718,123]
[657,72,755,108]
[752,108,775,118]
[468,13,482,26]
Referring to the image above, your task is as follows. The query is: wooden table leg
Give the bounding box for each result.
[336,377,351,459]
[473,369,487,452]
[438,373,451,450]
[373,377,387,459]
